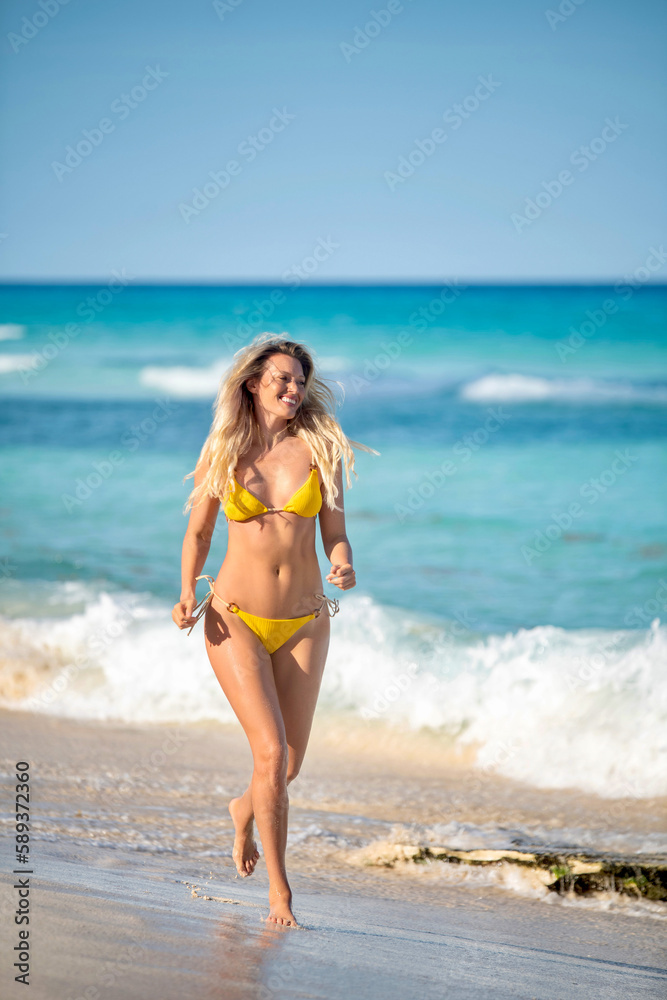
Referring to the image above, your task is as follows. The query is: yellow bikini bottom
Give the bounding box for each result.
[186,575,339,654]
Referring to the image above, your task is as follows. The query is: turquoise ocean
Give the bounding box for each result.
[1,283,666,802]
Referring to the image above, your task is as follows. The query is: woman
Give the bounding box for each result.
[172,334,369,928]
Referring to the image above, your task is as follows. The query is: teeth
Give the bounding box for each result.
[280,396,296,404]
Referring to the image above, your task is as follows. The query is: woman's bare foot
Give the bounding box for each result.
[267,886,298,928]
[228,796,260,876]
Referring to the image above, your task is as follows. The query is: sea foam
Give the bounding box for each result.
[1,584,664,799]
[0,324,25,341]
[460,373,667,405]
[0,354,35,373]
[139,358,231,398]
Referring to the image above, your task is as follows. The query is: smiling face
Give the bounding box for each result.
[248,352,306,422]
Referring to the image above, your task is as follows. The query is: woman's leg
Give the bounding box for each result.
[271,611,330,785]
[227,787,259,876]
[229,611,330,827]
[264,612,330,926]
[203,602,297,925]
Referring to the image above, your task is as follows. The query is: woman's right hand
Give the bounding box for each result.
[172,598,197,630]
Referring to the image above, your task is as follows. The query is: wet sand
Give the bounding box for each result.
[0,709,666,999]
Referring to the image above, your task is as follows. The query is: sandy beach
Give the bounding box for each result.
[1,708,665,999]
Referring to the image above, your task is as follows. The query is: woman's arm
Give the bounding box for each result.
[318,461,356,591]
[172,458,221,629]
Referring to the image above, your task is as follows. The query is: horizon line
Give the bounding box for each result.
[1,278,666,288]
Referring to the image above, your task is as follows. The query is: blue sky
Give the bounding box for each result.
[1,0,665,282]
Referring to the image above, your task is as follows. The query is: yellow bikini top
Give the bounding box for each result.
[224,463,322,522]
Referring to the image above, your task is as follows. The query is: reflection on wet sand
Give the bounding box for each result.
[204,912,299,1000]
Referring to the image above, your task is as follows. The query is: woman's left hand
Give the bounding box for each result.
[326,563,356,590]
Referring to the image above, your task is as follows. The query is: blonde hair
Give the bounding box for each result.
[183,333,376,512]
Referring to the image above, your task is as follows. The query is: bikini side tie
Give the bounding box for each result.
[185,575,218,635]
[312,594,340,618]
